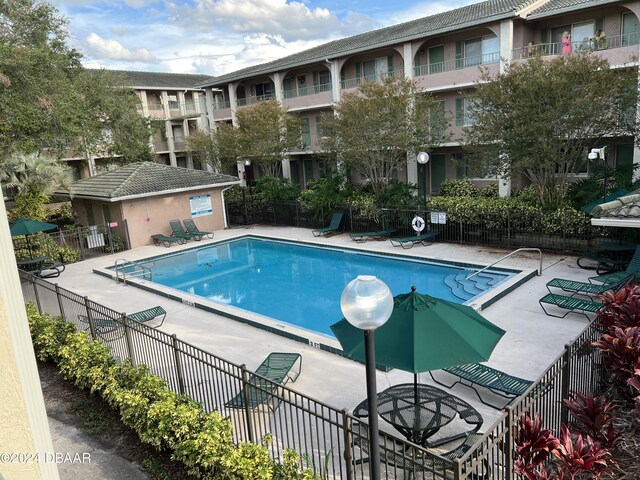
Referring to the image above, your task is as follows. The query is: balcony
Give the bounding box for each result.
[236,93,275,107]
[340,69,405,90]
[153,138,169,152]
[283,82,332,99]
[146,101,165,119]
[511,33,640,61]
[172,137,187,151]
[213,99,231,110]
[168,100,202,119]
[414,52,500,77]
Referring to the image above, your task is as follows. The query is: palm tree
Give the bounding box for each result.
[1,152,70,220]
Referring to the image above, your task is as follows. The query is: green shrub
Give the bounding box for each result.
[26,304,319,480]
[439,178,479,197]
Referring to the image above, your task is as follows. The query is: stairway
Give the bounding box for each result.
[443,271,504,301]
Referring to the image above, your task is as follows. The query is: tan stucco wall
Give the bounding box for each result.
[121,187,227,248]
[0,201,59,479]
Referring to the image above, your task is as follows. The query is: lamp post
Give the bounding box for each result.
[417,152,430,200]
[340,275,394,480]
[588,147,608,203]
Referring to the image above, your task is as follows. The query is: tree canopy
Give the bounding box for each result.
[0,0,154,164]
[189,99,301,177]
[464,54,638,207]
[319,77,449,194]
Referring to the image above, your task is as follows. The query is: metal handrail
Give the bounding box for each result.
[114,259,152,285]
[465,247,543,280]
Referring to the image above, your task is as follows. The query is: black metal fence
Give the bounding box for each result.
[226,199,622,254]
[22,273,605,479]
[12,221,130,262]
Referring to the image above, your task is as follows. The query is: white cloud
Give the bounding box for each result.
[85,33,157,62]
[167,0,357,41]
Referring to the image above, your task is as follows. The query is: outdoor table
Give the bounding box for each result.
[16,256,47,273]
[354,383,483,448]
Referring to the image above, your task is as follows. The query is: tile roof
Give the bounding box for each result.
[199,0,538,87]
[590,190,640,218]
[527,0,620,18]
[62,162,239,201]
[102,70,214,90]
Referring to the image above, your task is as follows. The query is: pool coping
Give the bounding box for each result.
[92,233,537,357]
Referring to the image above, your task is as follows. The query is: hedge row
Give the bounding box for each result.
[27,304,318,480]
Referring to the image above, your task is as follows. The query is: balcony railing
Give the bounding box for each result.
[413,52,500,77]
[213,99,231,110]
[236,93,275,107]
[340,69,405,90]
[283,82,332,99]
[511,33,640,60]
[168,100,201,118]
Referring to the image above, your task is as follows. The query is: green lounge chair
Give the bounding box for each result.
[312,213,343,237]
[429,363,533,409]
[349,228,396,243]
[183,218,214,239]
[225,352,302,410]
[152,234,186,247]
[589,245,640,285]
[128,306,166,327]
[390,231,439,249]
[539,293,602,319]
[77,314,123,340]
[170,219,202,241]
[546,277,628,299]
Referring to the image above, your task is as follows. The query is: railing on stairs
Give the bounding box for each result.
[465,247,543,281]
[114,259,153,285]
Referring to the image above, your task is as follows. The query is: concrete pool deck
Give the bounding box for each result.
[47,225,597,429]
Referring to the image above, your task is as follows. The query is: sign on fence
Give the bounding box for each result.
[431,211,447,224]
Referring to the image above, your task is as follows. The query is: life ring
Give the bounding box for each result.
[412,216,425,233]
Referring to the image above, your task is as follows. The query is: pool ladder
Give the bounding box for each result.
[114,259,153,285]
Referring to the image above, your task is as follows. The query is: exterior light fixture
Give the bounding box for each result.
[340,275,393,480]
[417,152,430,165]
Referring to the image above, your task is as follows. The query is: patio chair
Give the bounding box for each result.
[225,352,302,410]
[390,231,439,249]
[349,228,396,243]
[151,234,186,247]
[589,245,640,285]
[169,219,202,241]
[546,277,628,300]
[429,363,533,409]
[539,293,602,320]
[183,218,214,239]
[312,212,343,237]
[128,306,166,327]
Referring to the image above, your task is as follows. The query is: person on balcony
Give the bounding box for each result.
[592,29,607,49]
[562,31,572,55]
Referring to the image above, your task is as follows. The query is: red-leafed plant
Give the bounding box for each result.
[593,326,640,386]
[552,425,614,480]
[514,413,615,480]
[514,413,560,480]
[628,362,640,422]
[597,285,640,330]
[563,392,618,449]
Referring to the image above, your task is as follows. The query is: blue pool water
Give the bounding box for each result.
[128,237,514,337]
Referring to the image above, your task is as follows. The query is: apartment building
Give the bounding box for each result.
[197,0,640,199]
[64,70,213,179]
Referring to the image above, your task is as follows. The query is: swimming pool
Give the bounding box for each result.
[115,237,516,338]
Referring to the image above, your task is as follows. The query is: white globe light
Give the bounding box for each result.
[417,152,430,165]
[340,275,394,330]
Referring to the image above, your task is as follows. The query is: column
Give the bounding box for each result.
[273,72,284,103]
[498,21,514,195]
[281,156,291,180]
[228,82,239,127]
[403,42,413,80]
[330,60,341,104]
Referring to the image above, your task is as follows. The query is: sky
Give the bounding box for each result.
[51,0,475,77]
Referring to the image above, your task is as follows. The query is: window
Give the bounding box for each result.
[457,35,499,68]
[313,70,331,93]
[254,82,274,100]
[300,118,311,149]
[429,101,446,140]
[453,153,469,179]
[357,57,390,82]
[572,21,594,51]
[455,98,477,126]
[623,12,640,46]
[315,115,323,141]
[167,95,179,109]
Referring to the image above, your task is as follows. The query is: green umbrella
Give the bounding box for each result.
[10,218,58,258]
[330,286,506,376]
